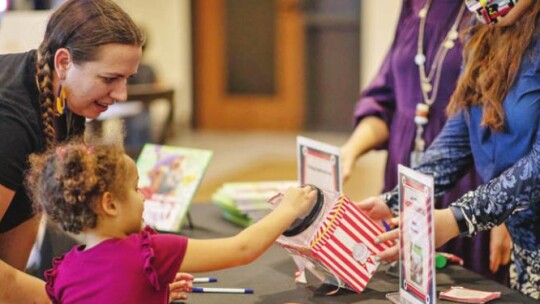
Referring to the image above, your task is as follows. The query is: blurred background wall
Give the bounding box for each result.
[0,0,400,133]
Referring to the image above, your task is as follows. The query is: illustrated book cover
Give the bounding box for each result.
[136,144,212,232]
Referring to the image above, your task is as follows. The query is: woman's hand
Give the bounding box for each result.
[433,209,460,248]
[169,272,194,303]
[489,223,512,273]
[355,196,398,261]
[374,217,400,262]
[341,116,390,183]
[371,208,462,263]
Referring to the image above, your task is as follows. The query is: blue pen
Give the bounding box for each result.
[193,277,218,283]
[382,220,392,232]
[191,287,254,294]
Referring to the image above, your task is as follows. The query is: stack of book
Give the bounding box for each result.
[212,181,298,227]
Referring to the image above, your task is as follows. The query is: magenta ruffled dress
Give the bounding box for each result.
[45,226,188,304]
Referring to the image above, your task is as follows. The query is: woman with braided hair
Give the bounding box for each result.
[0,0,144,302]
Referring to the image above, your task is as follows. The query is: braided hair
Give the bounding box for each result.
[36,0,144,148]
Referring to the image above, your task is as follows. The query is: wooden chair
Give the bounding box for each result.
[126,84,175,145]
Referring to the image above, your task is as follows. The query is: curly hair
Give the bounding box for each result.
[447,1,540,131]
[26,137,127,233]
[36,0,145,148]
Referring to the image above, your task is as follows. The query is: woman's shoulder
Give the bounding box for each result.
[0,50,37,84]
[0,50,43,189]
[0,50,41,136]
[522,36,540,74]
[0,50,40,113]
[0,50,35,64]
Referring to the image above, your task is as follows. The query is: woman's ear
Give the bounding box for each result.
[99,192,119,217]
[54,48,72,80]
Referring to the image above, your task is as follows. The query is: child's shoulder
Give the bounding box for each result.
[132,226,188,248]
[135,226,189,260]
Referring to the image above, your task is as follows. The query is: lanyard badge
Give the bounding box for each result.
[465,0,518,24]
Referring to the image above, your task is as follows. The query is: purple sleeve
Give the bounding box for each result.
[353,50,397,128]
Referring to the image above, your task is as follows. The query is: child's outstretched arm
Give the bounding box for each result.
[180,186,317,273]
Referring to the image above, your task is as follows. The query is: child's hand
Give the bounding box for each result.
[280,186,317,217]
[168,272,194,302]
[355,196,392,221]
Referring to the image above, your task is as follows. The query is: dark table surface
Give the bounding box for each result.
[176,204,537,304]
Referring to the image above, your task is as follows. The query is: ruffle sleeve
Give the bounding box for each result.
[138,225,188,291]
[44,254,65,304]
[139,226,161,291]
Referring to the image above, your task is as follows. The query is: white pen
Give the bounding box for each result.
[193,277,218,283]
[191,287,254,294]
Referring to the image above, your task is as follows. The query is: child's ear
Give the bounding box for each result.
[99,192,119,216]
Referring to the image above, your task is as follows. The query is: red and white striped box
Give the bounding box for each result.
[276,194,393,293]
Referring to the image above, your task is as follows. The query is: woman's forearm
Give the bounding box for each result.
[434,209,460,248]
[0,260,49,304]
[342,116,389,159]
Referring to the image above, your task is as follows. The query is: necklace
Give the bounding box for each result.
[411,0,466,167]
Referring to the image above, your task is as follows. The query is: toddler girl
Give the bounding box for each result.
[26,139,316,303]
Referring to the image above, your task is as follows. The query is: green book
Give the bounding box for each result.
[212,181,296,226]
[221,209,253,228]
[212,193,245,218]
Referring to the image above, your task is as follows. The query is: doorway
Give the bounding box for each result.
[192,0,359,132]
[193,0,304,131]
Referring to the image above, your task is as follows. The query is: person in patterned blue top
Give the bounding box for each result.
[355,0,540,299]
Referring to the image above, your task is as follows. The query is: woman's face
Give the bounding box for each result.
[62,43,142,119]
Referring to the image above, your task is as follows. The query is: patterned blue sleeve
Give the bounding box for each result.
[450,128,540,236]
[414,111,475,195]
[383,111,474,212]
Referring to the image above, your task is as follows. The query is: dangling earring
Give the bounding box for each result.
[55,84,67,116]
